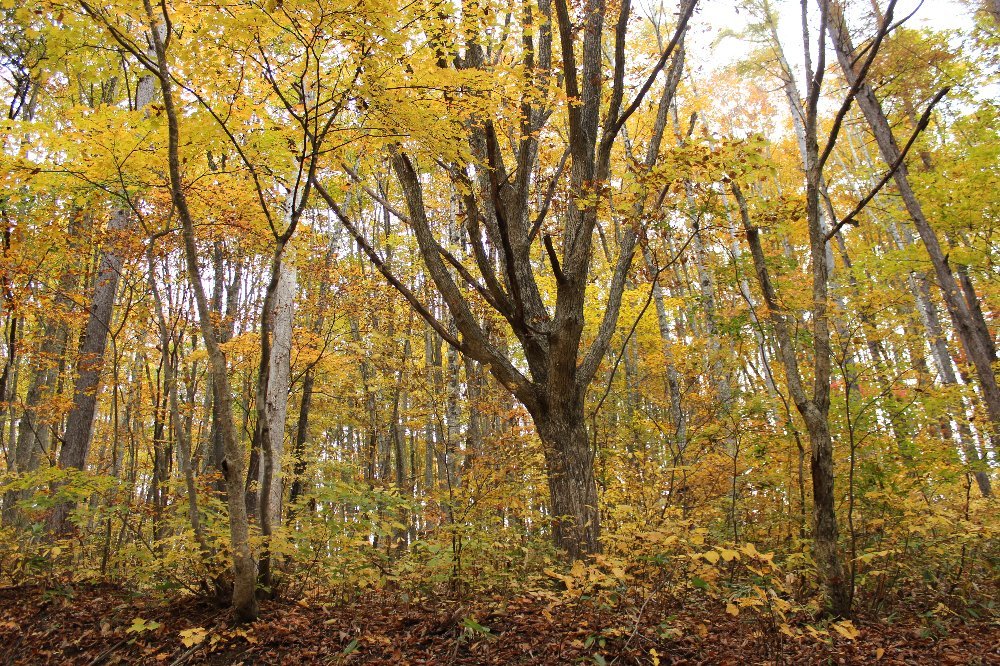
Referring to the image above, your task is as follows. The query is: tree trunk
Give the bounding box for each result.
[147,245,212,560]
[734,179,851,617]
[51,68,157,533]
[51,208,129,533]
[802,404,851,615]
[2,336,55,524]
[136,6,258,621]
[257,249,295,586]
[288,367,314,510]
[532,399,600,560]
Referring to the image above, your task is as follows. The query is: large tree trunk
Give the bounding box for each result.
[531,399,600,560]
[315,0,695,563]
[801,404,851,615]
[257,250,295,586]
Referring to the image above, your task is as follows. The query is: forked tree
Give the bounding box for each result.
[315,0,698,559]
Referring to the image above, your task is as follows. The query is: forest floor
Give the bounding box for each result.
[0,583,997,665]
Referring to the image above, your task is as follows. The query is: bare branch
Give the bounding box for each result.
[825,86,949,242]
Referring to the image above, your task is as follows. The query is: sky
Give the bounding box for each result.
[684,0,978,78]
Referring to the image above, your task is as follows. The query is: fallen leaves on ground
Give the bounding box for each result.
[0,584,996,665]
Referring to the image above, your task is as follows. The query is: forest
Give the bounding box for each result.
[0,0,998,662]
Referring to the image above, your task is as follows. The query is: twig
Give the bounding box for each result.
[168,643,202,666]
[87,637,130,666]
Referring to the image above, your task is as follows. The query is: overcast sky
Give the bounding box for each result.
[684,0,977,77]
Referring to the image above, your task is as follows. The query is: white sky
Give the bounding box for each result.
[685,0,977,78]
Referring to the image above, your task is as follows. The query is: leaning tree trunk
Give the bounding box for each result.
[823,0,1000,454]
[51,66,157,534]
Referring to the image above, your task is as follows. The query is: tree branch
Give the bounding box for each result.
[818,0,899,170]
[825,86,949,242]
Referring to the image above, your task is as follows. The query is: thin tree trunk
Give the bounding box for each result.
[133,5,258,620]
[147,245,212,560]
[733,181,851,616]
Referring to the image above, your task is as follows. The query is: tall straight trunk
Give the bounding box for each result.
[255,249,295,586]
[423,327,437,490]
[445,328,461,484]
[53,211,127,477]
[461,356,484,471]
[643,245,688,465]
[823,0,1000,470]
[149,368,169,547]
[204,241,240,489]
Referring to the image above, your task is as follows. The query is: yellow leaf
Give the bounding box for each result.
[650,648,660,666]
[875,647,885,660]
[179,627,208,648]
[726,603,739,616]
[832,620,859,640]
[719,548,739,562]
[703,551,720,564]
[127,618,161,634]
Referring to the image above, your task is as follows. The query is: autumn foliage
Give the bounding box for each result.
[0,0,998,662]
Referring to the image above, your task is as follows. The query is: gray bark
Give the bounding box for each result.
[51,69,157,532]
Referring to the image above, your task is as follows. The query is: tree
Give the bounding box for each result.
[728,0,934,617]
[314,0,698,559]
